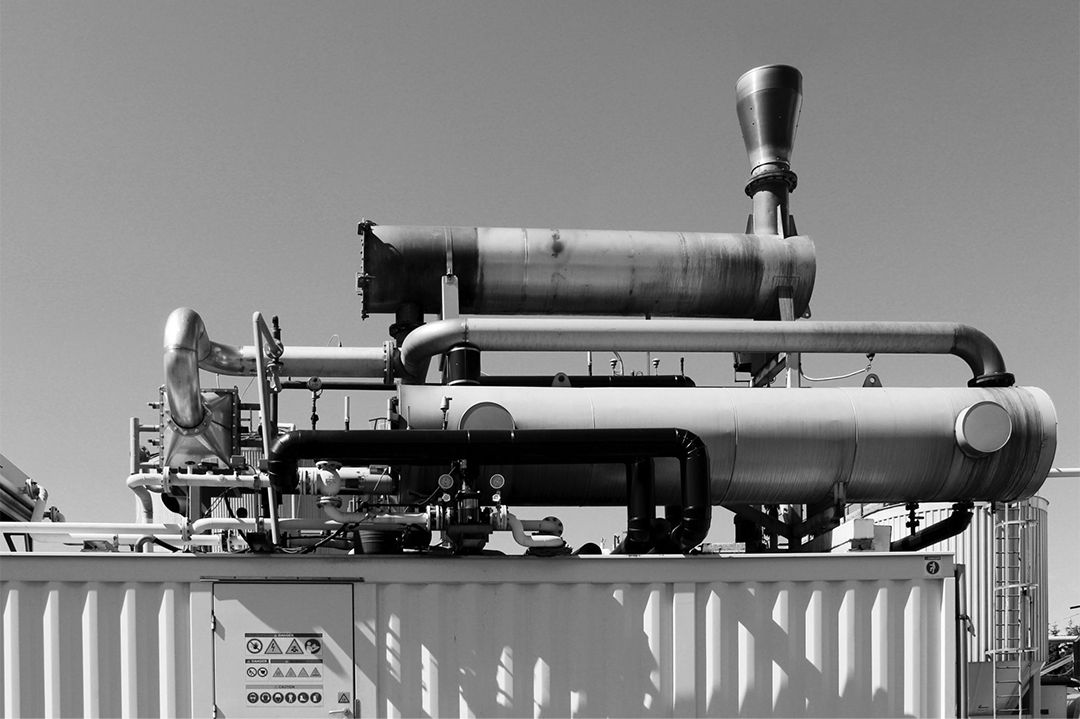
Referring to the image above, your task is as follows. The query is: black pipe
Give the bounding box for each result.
[476,374,697,388]
[890,502,974,552]
[268,427,711,552]
[618,458,656,553]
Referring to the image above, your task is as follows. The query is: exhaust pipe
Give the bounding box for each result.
[397,316,1015,387]
[737,64,802,236]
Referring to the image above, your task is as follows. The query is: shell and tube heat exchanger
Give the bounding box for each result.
[142,64,1057,555]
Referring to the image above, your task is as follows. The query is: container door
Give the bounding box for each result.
[213,583,354,718]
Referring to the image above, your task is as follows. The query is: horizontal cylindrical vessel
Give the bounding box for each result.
[396,385,1056,505]
[359,225,816,319]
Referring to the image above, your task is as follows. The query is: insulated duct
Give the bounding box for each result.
[396,384,1056,505]
[358,225,815,320]
[397,317,1015,387]
[163,307,390,428]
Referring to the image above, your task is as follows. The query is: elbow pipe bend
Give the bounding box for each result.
[952,325,1014,388]
[671,428,711,551]
[268,427,713,552]
[164,308,250,429]
[398,318,1015,387]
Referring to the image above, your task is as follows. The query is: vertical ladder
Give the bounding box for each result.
[990,501,1038,717]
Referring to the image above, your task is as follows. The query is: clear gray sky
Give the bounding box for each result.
[1,1,1077,623]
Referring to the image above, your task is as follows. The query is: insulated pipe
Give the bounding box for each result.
[127,472,263,492]
[398,317,1015,387]
[891,503,974,552]
[398,384,1057,505]
[359,225,816,320]
[267,428,712,550]
[164,307,389,428]
[319,504,429,529]
[621,459,656,553]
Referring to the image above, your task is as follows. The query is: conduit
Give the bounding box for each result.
[267,428,711,552]
[164,307,389,428]
[398,317,1014,387]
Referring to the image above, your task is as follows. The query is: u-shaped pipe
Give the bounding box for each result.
[397,317,1014,387]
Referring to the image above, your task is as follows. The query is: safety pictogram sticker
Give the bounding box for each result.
[286,639,304,654]
[264,638,282,654]
[338,692,350,703]
[246,638,263,653]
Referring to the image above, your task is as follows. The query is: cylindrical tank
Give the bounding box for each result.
[359,226,816,319]
[396,385,1056,505]
[862,499,1049,664]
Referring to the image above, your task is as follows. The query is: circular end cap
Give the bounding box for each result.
[459,402,516,430]
[955,401,1013,456]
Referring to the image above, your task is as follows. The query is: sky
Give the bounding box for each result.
[1,1,1077,624]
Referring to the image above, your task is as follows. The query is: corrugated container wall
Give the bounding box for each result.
[864,498,1048,664]
[1,553,956,718]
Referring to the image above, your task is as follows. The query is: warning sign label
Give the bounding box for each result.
[243,631,326,707]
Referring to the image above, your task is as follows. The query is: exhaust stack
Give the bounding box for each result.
[737,64,802,236]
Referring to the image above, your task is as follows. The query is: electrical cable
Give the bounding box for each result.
[800,354,875,383]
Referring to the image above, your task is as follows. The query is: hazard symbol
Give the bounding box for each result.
[338,692,350,703]
[285,667,296,677]
[310,667,321,678]
[286,639,303,654]
[246,638,263,653]
[297,667,308,677]
[264,639,282,654]
[273,667,284,678]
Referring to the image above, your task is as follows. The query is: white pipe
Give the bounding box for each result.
[1048,468,1080,478]
[319,503,429,529]
[190,517,342,533]
[29,487,48,523]
[506,513,565,549]
[398,317,1012,386]
[127,472,262,492]
[0,522,187,535]
[297,465,394,495]
[13,532,220,548]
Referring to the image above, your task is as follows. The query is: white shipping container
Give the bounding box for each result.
[1,552,957,718]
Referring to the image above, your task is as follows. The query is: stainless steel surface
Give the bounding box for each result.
[360,226,816,319]
[164,307,388,428]
[1,552,957,718]
[736,65,802,175]
[737,65,802,236]
[397,317,1014,385]
[397,384,1056,505]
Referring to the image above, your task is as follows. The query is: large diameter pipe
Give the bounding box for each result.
[396,384,1056,505]
[164,307,389,427]
[398,317,1014,387]
[267,427,711,550]
[360,226,815,320]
